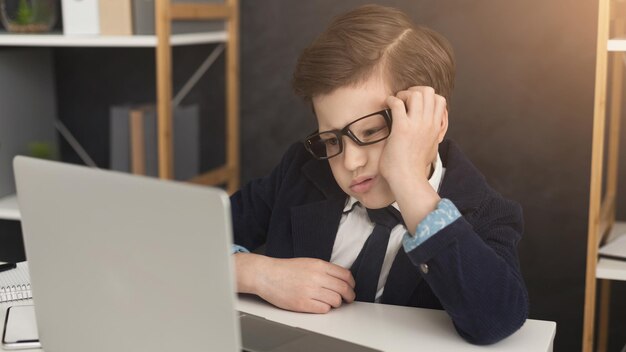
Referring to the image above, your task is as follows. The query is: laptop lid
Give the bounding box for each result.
[14,156,241,352]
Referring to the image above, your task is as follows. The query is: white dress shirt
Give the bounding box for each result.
[329,153,445,302]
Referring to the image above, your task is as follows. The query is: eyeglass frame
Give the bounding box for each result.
[303,108,393,160]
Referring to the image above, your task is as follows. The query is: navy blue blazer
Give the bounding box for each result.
[231,139,529,345]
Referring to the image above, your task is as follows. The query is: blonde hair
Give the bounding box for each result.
[293,4,455,103]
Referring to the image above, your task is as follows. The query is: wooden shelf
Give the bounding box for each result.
[608,37,626,51]
[0,31,227,48]
[0,194,20,221]
[583,1,626,350]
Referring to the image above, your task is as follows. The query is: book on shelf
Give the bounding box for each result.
[99,0,133,36]
[0,262,32,303]
[109,105,199,180]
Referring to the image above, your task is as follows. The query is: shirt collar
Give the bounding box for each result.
[342,153,444,214]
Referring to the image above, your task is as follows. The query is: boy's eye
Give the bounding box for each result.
[364,127,384,136]
[323,137,339,146]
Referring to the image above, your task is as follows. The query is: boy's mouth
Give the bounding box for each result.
[350,176,376,193]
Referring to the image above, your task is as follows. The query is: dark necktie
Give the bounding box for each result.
[350,206,404,302]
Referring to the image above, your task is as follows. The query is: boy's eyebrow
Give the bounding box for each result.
[318,120,348,132]
[317,125,339,133]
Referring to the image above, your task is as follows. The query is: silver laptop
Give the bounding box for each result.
[13,157,378,352]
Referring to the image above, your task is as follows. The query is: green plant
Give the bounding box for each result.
[15,0,33,25]
[27,142,55,160]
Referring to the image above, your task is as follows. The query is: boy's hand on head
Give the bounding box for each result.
[237,254,355,314]
[380,86,446,232]
[381,86,447,184]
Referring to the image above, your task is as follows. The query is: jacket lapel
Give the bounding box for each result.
[291,197,345,261]
[291,157,346,261]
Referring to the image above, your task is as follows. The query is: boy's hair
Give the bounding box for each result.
[292,5,455,104]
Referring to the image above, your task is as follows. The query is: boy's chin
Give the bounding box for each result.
[354,193,395,209]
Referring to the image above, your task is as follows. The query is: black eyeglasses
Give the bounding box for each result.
[304,109,392,160]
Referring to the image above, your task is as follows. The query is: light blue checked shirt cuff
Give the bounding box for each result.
[403,198,461,253]
[231,244,250,254]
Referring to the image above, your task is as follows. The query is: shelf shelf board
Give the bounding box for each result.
[608,37,626,52]
[597,258,626,281]
[0,31,227,48]
[596,221,626,281]
[0,194,20,221]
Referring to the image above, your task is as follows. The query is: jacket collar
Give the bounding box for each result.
[300,156,344,199]
[438,139,488,215]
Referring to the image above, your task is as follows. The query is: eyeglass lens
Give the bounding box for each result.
[306,112,390,159]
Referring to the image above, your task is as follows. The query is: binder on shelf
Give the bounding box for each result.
[110,105,200,180]
[99,0,133,36]
[61,0,100,35]
[0,262,32,303]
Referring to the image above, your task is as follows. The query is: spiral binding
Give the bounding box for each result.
[0,284,33,303]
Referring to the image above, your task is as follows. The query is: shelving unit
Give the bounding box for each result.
[0,0,240,223]
[0,31,227,47]
[155,1,240,192]
[582,0,625,351]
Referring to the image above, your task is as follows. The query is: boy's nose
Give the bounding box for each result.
[342,137,367,171]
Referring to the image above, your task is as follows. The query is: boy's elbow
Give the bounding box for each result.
[455,299,529,345]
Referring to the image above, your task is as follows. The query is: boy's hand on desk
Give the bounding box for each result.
[235,253,355,314]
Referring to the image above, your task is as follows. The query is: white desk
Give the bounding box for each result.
[237,295,555,352]
[2,296,555,352]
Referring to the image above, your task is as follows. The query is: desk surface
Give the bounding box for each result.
[2,296,555,352]
[237,295,555,352]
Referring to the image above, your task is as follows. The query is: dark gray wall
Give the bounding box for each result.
[4,1,622,351]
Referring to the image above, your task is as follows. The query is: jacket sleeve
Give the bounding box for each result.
[404,196,529,345]
[229,143,301,251]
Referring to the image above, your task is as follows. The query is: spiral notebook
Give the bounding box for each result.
[0,262,32,303]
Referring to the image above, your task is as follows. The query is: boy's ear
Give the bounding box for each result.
[437,109,449,143]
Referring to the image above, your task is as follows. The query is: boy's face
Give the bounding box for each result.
[312,74,395,209]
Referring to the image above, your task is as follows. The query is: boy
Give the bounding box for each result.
[231,4,528,345]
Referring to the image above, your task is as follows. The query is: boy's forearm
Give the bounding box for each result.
[234,252,266,295]
[389,176,440,233]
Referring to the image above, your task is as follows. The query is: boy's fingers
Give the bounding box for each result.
[314,288,344,308]
[433,95,447,127]
[306,299,332,314]
[326,263,355,288]
[395,90,423,122]
[385,95,408,122]
[323,277,356,303]
[418,87,436,123]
